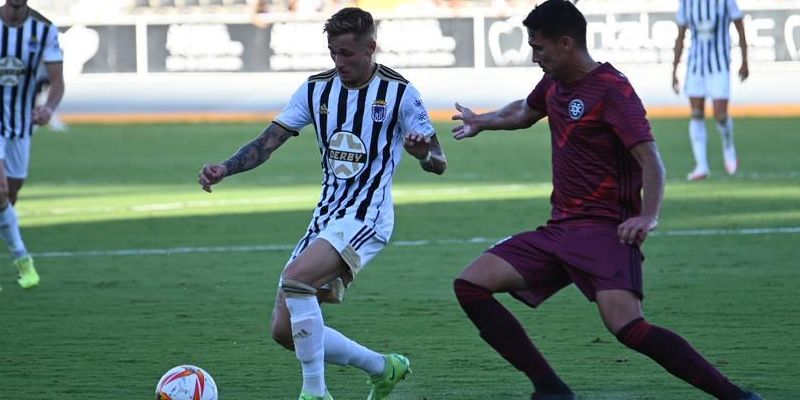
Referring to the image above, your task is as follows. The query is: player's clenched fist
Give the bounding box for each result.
[32,105,54,125]
[198,164,227,193]
[403,132,431,160]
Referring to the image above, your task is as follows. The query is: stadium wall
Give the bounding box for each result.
[52,2,800,123]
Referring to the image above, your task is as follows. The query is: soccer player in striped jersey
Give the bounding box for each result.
[451,1,760,399]
[672,0,748,180]
[198,7,445,400]
[0,0,64,291]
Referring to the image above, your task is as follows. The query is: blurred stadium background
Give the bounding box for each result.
[1,1,797,399]
[31,0,800,122]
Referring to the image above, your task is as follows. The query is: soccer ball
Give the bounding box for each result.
[155,365,218,400]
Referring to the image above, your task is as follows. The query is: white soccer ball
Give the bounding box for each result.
[155,365,218,400]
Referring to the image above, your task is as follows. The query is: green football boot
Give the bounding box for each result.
[14,255,39,289]
[367,354,411,400]
[298,390,333,400]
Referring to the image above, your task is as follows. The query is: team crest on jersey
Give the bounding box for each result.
[327,131,368,180]
[372,100,387,122]
[568,99,585,120]
[27,36,39,51]
[0,57,26,87]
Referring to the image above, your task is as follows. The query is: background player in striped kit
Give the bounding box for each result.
[198,7,446,400]
[451,1,760,399]
[672,0,749,181]
[0,0,64,291]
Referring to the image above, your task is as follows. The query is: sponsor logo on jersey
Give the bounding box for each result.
[327,131,367,179]
[568,99,584,120]
[0,57,26,87]
[319,103,328,115]
[372,100,387,122]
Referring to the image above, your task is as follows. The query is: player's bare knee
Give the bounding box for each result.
[690,109,704,119]
[456,256,494,285]
[602,316,627,335]
[601,304,644,335]
[455,270,492,292]
[455,266,476,283]
[597,292,642,334]
[715,114,728,124]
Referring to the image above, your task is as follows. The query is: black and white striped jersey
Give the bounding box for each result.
[274,64,436,241]
[677,0,743,76]
[0,8,62,139]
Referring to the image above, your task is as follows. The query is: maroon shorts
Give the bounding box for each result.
[487,222,644,307]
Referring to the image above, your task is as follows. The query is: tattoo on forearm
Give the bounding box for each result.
[223,126,293,176]
[420,140,446,175]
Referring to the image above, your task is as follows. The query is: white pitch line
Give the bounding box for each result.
[30,226,800,259]
[657,227,800,236]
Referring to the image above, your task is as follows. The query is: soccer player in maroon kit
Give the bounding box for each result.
[450,1,761,399]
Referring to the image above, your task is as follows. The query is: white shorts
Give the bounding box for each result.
[684,69,730,100]
[282,218,387,302]
[0,136,31,179]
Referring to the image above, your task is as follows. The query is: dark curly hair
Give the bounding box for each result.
[523,0,587,50]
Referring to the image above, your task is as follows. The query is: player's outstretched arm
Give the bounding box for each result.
[451,100,543,140]
[404,133,446,175]
[617,141,666,246]
[198,122,295,192]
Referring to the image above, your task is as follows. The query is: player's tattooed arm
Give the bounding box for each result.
[404,133,446,175]
[419,135,446,175]
[222,123,295,176]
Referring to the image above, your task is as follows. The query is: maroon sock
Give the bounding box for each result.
[454,279,571,394]
[616,318,746,399]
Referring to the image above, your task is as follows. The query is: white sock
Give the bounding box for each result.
[323,326,385,375]
[689,118,708,171]
[285,295,326,396]
[716,117,735,150]
[0,204,27,259]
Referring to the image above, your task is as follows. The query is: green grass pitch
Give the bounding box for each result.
[0,117,798,399]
